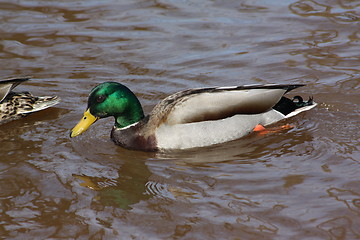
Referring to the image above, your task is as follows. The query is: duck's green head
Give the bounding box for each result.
[70,82,144,138]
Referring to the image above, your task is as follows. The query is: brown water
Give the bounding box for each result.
[1,0,359,239]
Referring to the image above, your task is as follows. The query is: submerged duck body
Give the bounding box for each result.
[70,82,316,151]
[0,77,60,125]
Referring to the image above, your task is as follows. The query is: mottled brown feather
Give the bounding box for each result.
[0,77,59,125]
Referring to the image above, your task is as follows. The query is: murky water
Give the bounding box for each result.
[1,0,359,239]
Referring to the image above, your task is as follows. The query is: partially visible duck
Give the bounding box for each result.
[70,82,316,151]
[0,77,60,125]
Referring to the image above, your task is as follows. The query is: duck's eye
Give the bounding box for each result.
[96,95,106,103]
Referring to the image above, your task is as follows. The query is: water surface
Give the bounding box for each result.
[0,0,359,239]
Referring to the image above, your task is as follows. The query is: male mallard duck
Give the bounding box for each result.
[0,77,60,125]
[70,82,316,151]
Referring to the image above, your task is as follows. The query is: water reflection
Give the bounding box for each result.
[318,216,360,239]
[65,121,318,213]
[289,0,330,17]
[290,0,360,23]
[1,0,360,239]
[0,107,64,159]
[327,188,360,214]
[86,150,157,209]
[282,174,305,189]
[73,158,153,210]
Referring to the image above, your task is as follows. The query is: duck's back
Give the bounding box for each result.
[148,84,304,127]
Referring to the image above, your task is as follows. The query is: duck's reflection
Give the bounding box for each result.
[73,157,153,210]
[71,121,317,210]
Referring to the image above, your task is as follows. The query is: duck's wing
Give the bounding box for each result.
[16,95,60,114]
[0,77,31,102]
[0,92,60,125]
[149,84,305,126]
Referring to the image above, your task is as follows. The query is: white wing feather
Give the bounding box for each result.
[165,88,287,125]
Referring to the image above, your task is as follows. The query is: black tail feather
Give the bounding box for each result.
[273,95,314,116]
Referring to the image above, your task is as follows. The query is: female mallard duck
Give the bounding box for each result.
[0,77,60,125]
[70,82,316,151]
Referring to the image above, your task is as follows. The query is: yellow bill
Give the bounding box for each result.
[70,109,99,138]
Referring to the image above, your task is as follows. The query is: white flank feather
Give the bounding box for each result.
[156,109,286,150]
